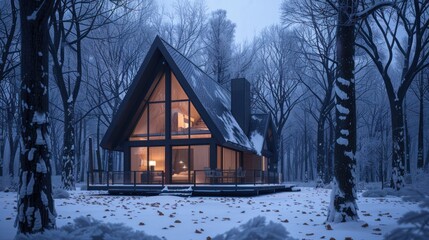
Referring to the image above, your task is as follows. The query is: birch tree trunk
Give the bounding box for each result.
[327,0,359,222]
[16,0,56,234]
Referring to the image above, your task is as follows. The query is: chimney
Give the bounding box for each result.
[231,78,251,134]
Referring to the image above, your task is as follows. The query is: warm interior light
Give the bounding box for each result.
[149,160,156,167]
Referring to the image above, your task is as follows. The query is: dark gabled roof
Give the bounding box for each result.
[101,36,254,152]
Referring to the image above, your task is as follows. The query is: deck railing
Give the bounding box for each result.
[192,169,278,187]
[87,170,165,189]
[87,169,278,189]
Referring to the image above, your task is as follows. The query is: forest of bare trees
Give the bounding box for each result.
[1,0,429,230]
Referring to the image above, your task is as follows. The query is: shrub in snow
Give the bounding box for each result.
[15,216,161,240]
[412,172,429,195]
[79,184,88,191]
[213,216,296,240]
[53,188,70,199]
[362,189,387,198]
[385,189,429,240]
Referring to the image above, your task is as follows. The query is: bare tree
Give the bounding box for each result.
[16,0,56,234]
[412,66,428,170]
[48,0,132,190]
[357,0,429,190]
[0,0,20,182]
[156,0,207,61]
[282,0,337,184]
[0,0,19,83]
[252,25,303,171]
[204,9,235,85]
[326,0,394,223]
[84,7,156,173]
[326,0,359,223]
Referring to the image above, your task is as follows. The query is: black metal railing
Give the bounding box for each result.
[192,169,279,186]
[87,169,278,188]
[87,170,165,188]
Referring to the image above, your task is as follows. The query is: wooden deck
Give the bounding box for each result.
[88,184,299,196]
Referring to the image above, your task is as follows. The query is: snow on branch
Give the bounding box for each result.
[352,1,396,22]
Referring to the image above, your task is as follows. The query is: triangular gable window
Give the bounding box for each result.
[130,71,210,141]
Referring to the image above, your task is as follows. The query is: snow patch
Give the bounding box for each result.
[344,151,354,160]
[28,148,36,161]
[335,85,349,100]
[32,111,47,124]
[35,128,45,145]
[250,131,264,155]
[340,129,349,136]
[337,77,350,86]
[36,160,47,173]
[336,104,350,115]
[336,137,349,146]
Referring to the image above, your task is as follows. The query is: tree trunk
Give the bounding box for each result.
[417,73,424,170]
[403,100,411,174]
[325,117,334,183]
[88,137,94,184]
[304,116,308,183]
[390,99,405,190]
[16,0,56,234]
[327,0,359,223]
[61,101,75,190]
[316,115,326,183]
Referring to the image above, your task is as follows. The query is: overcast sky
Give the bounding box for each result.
[157,0,283,44]
[205,0,283,43]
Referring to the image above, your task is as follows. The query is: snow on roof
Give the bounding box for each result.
[248,114,270,155]
[161,39,254,151]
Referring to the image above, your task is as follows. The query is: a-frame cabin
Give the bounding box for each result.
[95,36,279,189]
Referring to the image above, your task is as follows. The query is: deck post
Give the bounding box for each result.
[107,171,109,188]
[112,171,114,186]
[235,169,238,188]
[193,170,196,187]
[134,171,136,190]
[87,171,89,189]
[162,171,165,187]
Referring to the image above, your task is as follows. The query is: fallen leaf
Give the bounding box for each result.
[325,224,333,230]
[361,223,369,228]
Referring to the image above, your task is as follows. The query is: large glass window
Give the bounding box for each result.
[131,147,148,171]
[217,146,242,171]
[172,146,190,183]
[191,145,210,183]
[171,73,188,100]
[130,71,211,141]
[131,108,148,140]
[131,147,165,184]
[190,102,210,138]
[130,74,166,140]
[172,145,209,183]
[171,101,189,139]
[131,147,165,172]
[148,103,165,139]
[149,74,165,102]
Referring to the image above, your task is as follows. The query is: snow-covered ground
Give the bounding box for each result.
[0,187,421,240]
